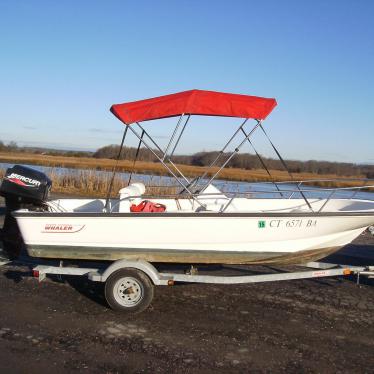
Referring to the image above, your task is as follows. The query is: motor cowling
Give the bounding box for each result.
[0,165,52,259]
[1,165,51,205]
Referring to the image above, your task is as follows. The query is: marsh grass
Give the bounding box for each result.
[0,151,372,197]
[48,170,178,197]
[0,151,368,184]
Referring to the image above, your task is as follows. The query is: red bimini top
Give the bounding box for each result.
[110,89,277,125]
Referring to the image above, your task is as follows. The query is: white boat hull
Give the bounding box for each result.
[14,201,374,264]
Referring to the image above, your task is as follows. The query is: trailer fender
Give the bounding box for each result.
[89,259,168,285]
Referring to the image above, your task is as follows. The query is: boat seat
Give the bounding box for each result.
[194,184,231,212]
[73,199,105,212]
[119,183,146,212]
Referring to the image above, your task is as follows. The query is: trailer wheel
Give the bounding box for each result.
[105,268,154,313]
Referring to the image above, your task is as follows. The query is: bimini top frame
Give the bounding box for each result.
[108,89,313,211]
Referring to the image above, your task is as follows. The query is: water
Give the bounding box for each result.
[1,162,373,201]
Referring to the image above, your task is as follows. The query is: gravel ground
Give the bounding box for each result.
[0,198,374,373]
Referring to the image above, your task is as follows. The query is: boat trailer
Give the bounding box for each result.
[0,249,373,314]
[27,259,374,314]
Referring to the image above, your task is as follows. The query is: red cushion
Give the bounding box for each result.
[130,200,166,213]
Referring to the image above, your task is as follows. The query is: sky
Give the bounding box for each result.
[0,0,373,163]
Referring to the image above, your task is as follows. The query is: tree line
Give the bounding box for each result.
[2,140,373,178]
[0,140,92,158]
[92,144,374,178]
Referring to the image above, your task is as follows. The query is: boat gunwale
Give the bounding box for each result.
[12,211,374,218]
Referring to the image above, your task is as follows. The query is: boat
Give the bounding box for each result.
[1,89,374,264]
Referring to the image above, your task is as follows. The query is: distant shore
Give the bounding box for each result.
[0,151,371,196]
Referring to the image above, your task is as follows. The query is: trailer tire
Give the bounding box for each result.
[105,268,154,313]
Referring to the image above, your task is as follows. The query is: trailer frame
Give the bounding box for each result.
[29,258,374,313]
[32,260,374,285]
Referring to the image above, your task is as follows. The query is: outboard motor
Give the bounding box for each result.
[0,165,51,259]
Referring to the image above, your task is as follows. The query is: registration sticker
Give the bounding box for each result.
[258,220,266,228]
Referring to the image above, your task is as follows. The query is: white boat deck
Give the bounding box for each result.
[45,183,374,215]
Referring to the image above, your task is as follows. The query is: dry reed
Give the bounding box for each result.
[0,151,367,184]
[0,151,372,197]
[48,170,178,197]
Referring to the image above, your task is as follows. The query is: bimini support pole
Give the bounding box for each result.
[162,113,185,161]
[104,126,128,212]
[183,118,249,192]
[199,120,261,192]
[126,124,205,208]
[127,129,145,185]
[240,128,284,197]
[164,114,192,183]
[259,123,314,212]
[169,115,190,159]
[135,121,191,185]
